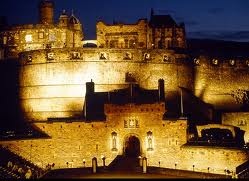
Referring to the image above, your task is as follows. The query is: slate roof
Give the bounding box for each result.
[149,14,177,28]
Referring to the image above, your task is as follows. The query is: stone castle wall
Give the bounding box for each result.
[1,117,248,175]
[19,48,193,121]
[222,112,249,143]
[193,55,249,110]
[96,19,148,48]
[18,48,249,121]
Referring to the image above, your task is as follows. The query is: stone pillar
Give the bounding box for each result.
[92,157,97,173]
[142,157,147,173]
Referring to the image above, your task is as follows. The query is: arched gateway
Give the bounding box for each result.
[124,135,140,157]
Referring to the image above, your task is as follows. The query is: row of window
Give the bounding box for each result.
[194,58,249,67]
[2,32,58,45]
[24,51,174,63]
[24,52,249,67]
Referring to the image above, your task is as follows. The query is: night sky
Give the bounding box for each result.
[1,0,249,42]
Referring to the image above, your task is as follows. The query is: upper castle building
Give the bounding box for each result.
[96,9,186,49]
[0,0,83,58]
[0,0,249,178]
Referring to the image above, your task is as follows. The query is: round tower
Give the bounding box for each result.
[38,0,54,24]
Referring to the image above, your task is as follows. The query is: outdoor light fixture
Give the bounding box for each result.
[83,159,85,167]
[101,155,106,167]
[175,162,178,169]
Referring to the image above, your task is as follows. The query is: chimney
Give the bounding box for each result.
[86,79,95,95]
[158,79,165,101]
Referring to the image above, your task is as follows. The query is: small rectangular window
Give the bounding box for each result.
[3,36,7,45]
[71,52,81,59]
[47,52,55,61]
[49,33,56,42]
[38,32,44,39]
[25,34,32,43]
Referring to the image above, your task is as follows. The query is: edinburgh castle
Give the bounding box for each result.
[0,0,248,178]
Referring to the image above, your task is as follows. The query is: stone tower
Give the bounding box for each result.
[38,0,54,24]
[58,10,69,27]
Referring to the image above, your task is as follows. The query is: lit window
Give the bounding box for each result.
[229,59,235,66]
[71,51,81,59]
[3,36,7,45]
[163,54,170,62]
[27,55,32,63]
[246,60,249,67]
[38,32,44,39]
[147,131,153,151]
[25,34,32,43]
[49,33,56,42]
[212,59,219,65]
[47,52,54,61]
[144,53,150,60]
[194,58,200,65]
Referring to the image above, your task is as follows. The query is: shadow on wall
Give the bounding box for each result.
[0,59,24,131]
[179,87,215,124]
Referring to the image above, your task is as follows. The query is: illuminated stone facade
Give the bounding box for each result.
[0,0,83,58]
[1,103,248,175]
[96,9,186,49]
[0,0,249,178]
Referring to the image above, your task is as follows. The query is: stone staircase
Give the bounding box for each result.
[107,155,141,173]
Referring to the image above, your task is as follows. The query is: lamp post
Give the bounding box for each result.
[158,160,161,168]
[83,159,86,167]
[101,155,106,167]
[208,167,210,173]
[192,164,195,171]
[175,162,178,169]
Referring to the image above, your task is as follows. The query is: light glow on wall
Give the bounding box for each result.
[25,34,33,42]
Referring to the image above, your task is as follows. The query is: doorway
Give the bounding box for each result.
[124,135,140,157]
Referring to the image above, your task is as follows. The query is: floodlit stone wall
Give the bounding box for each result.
[222,112,249,143]
[1,113,248,175]
[19,48,192,121]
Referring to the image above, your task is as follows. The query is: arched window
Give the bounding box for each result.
[111,132,117,151]
[147,131,153,151]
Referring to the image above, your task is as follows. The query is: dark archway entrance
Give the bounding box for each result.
[124,136,140,157]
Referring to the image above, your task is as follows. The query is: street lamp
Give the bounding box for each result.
[175,162,178,169]
[83,159,86,167]
[101,155,106,167]
[208,167,210,173]
[158,160,161,168]
[193,164,195,171]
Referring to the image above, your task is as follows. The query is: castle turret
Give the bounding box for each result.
[68,11,84,47]
[58,10,69,27]
[38,0,54,24]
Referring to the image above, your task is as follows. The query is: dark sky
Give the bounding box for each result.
[1,0,249,42]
